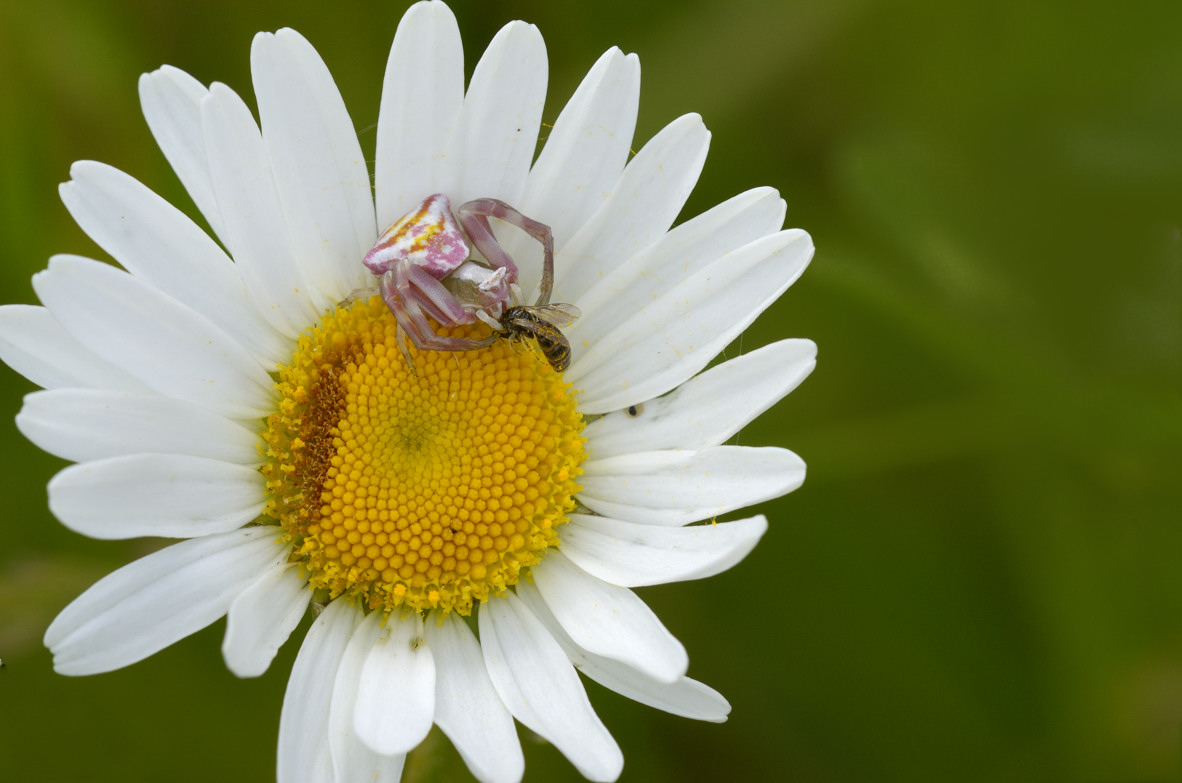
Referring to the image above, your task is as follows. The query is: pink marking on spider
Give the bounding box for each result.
[363,194,556,370]
[363,193,469,278]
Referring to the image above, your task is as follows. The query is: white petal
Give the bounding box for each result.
[252,28,376,303]
[330,611,408,782]
[425,613,523,783]
[561,513,767,588]
[516,47,640,255]
[44,526,284,675]
[553,113,710,303]
[499,47,641,304]
[480,592,623,782]
[374,0,465,229]
[32,255,276,420]
[532,551,687,683]
[570,229,814,414]
[449,21,547,206]
[139,66,225,240]
[570,187,786,346]
[279,599,363,783]
[0,305,147,392]
[518,582,730,722]
[582,339,816,458]
[59,161,290,367]
[17,389,260,464]
[201,82,324,336]
[222,562,311,678]
[579,446,805,526]
[354,612,435,756]
[48,454,266,539]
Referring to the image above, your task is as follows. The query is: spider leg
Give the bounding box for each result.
[406,295,498,351]
[458,198,555,306]
[403,263,476,325]
[394,265,498,353]
[456,201,519,281]
[379,270,424,370]
[475,309,506,332]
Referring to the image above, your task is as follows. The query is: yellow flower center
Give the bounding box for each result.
[260,296,585,616]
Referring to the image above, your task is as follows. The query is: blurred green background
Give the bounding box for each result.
[1,0,1179,781]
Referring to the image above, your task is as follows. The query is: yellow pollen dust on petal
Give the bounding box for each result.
[260,296,585,616]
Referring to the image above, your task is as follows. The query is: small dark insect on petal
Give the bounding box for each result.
[626,403,644,417]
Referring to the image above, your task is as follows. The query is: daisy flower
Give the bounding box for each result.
[0,2,815,781]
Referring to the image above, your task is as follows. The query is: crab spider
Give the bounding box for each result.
[361,194,556,368]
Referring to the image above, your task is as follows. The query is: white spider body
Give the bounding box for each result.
[363,193,470,280]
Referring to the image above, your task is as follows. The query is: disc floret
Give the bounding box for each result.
[261,296,585,616]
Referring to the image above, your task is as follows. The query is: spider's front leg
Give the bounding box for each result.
[458,198,556,306]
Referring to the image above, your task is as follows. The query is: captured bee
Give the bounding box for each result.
[493,303,581,372]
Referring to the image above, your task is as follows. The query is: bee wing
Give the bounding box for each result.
[528,303,581,327]
[505,315,550,341]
